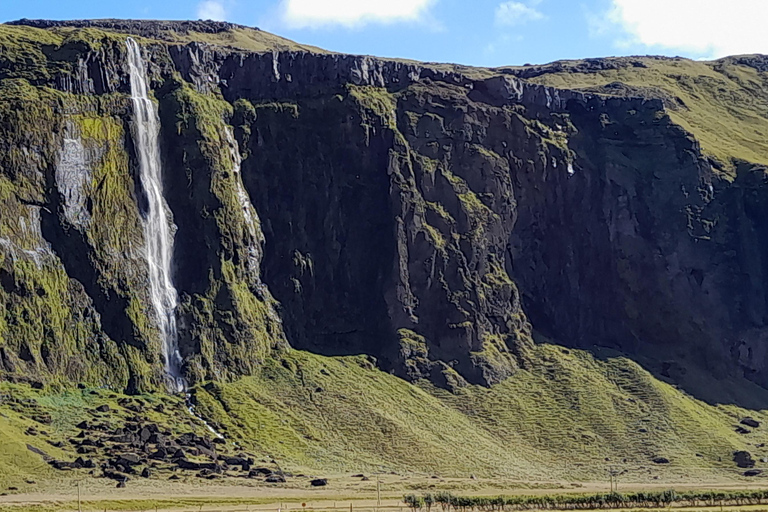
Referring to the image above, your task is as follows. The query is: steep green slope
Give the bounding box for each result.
[192,345,768,481]
[3,342,766,492]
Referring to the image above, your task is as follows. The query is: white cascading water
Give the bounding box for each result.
[126,38,185,392]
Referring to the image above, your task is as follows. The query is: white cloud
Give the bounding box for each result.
[484,34,523,55]
[197,0,227,21]
[495,1,544,26]
[608,0,768,58]
[281,0,436,28]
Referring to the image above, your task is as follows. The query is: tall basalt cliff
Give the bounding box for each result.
[1,20,767,395]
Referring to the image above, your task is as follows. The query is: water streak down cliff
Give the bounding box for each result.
[126,37,184,391]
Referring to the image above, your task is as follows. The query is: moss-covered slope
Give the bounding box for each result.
[3,343,768,492]
[197,344,768,480]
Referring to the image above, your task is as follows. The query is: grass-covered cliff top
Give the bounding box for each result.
[503,55,768,172]
[4,18,327,53]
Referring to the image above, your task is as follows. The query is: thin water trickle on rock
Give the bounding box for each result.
[126,37,185,392]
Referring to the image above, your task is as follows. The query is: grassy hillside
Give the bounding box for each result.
[193,344,768,481]
[3,342,768,492]
[509,56,768,173]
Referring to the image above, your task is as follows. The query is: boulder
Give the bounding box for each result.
[176,458,217,471]
[176,433,196,446]
[115,454,142,467]
[147,433,165,444]
[26,444,51,461]
[74,457,95,469]
[651,457,669,464]
[50,460,73,470]
[310,478,328,487]
[196,444,216,458]
[102,470,129,482]
[149,448,168,460]
[32,414,52,424]
[741,417,761,428]
[734,451,755,468]
[139,427,153,443]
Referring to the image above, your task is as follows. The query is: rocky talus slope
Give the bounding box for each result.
[3,19,768,485]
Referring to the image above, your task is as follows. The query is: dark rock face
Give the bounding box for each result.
[3,21,768,394]
[237,84,539,384]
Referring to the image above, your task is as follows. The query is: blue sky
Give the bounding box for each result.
[1,0,765,67]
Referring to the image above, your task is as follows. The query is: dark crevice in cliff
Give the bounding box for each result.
[155,82,219,361]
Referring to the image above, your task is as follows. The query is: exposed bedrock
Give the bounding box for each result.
[0,21,767,395]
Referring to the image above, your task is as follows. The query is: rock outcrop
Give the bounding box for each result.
[1,19,768,394]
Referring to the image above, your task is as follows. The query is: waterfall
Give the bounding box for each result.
[126,38,185,392]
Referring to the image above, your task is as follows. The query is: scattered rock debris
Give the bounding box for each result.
[21,396,285,484]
